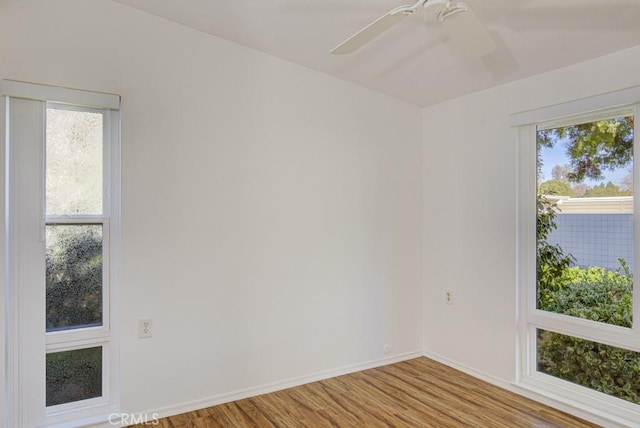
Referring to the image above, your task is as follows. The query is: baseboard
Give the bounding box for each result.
[422,351,512,389]
[422,351,632,428]
[95,350,423,427]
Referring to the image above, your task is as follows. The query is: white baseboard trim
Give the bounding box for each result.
[422,351,511,389]
[94,350,423,427]
[423,351,633,428]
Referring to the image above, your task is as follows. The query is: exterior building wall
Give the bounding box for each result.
[547,214,634,273]
[550,196,632,214]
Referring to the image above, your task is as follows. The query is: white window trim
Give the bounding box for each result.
[2,80,120,110]
[510,84,640,127]
[2,80,121,428]
[515,89,640,426]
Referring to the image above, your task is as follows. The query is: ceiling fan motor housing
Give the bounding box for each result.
[424,0,449,14]
[424,0,469,22]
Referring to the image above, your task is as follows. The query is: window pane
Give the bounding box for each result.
[537,329,640,404]
[536,116,633,327]
[46,225,103,331]
[46,347,102,406]
[46,108,103,215]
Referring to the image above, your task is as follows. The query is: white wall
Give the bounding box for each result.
[0,49,6,427]
[0,0,423,417]
[422,44,640,382]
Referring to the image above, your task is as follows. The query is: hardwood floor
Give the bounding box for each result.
[137,357,599,427]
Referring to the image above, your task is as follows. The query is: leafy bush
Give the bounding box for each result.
[46,347,102,406]
[536,195,575,308]
[544,261,632,328]
[46,225,102,330]
[538,330,640,404]
[537,260,638,404]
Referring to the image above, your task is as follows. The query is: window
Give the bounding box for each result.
[3,81,120,427]
[515,90,640,425]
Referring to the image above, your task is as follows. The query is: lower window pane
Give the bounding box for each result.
[46,347,103,406]
[46,224,103,331]
[537,329,640,404]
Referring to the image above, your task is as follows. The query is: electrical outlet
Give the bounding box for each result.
[138,318,152,338]
[445,290,453,305]
[383,344,391,354]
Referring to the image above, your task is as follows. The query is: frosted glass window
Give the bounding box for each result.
[46,347,102,406]
[46,225,102,331]
[46,108,103,215]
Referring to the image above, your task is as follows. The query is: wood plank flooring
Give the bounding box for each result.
[136,357,598,427]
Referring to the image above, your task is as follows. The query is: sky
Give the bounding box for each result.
[538,138,630,188]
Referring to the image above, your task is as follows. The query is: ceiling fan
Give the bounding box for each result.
[330,0,495,57]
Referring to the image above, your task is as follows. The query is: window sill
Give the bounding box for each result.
[513,376,640,428]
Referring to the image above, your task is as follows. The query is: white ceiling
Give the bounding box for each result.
[112,0,640,107]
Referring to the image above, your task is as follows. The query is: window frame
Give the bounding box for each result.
[3,80,121,427]
[45,102,111,339]
[515,93,640,425]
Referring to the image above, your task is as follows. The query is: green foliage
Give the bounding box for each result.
[538,331,640,404]
[538,179,574,196]
[537,260,638,404]
[584,181,631,197]
[46,225,103,330]
[46,347,102,406]
[543,261,632,328]
[537,116,634,183]
[536,195,574,306]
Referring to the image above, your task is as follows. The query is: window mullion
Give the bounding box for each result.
[46,332,111,349]
[45,216,107,224]
[517,124,537,382]
[530,310,640,352]
[103,109,111,218]
[634,103,640,334]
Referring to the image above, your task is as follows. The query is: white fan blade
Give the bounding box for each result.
[330,7,413,55]
[442,6,495,58]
